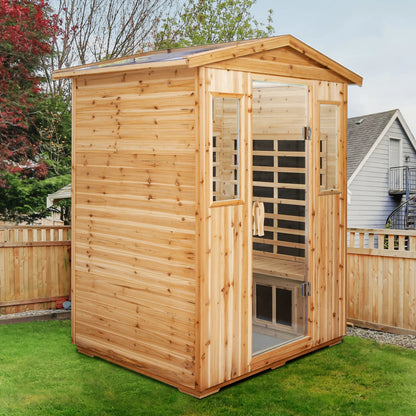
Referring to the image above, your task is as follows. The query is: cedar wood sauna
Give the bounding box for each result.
[53,35,362,397]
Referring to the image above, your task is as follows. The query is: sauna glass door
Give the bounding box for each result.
[251,80,309,355]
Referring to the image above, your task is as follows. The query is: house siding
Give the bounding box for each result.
[348,119,416,228]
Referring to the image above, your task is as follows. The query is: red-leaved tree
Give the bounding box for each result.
[0,0,57,187]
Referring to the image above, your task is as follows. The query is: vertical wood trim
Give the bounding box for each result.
[340,83,348,335]
[198,66,210,391]
[71,78,77,344]
[310,81,320,344]
[194,68,202,392]
[307,82,316,342]
[246,74,253,369]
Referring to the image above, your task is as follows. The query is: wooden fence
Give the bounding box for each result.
[347,228,416,335]
[1,225,415,335]
[0,226,71,315]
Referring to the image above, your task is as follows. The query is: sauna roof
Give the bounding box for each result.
[53,35,362,85]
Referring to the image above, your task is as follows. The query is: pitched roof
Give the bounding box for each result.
[53,35,362,85]
[347,109,397,180]
[46,183,72,208]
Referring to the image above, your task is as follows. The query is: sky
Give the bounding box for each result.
[252,0,416,136]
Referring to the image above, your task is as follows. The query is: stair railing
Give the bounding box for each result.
[386,194,416,230]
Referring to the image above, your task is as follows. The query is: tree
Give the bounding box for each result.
[153,0,274,50]
[0,172,71,223]
[0,0,58,187]
[45,0,175,96]
[34,94,72,176]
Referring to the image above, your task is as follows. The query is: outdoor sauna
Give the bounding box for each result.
[53,35,362,397]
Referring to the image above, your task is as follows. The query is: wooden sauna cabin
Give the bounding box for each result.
[53,35,362,397]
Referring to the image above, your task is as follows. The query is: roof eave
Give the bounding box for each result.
[396,110,416,152]
[52,35,363,86]
[52,58,189,80]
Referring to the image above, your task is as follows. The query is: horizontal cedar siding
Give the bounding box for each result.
[73,67,197,388]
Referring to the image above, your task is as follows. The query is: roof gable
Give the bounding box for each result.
[53,35,362,85]
[187,35,362,85]
[347,110,397,180]
[347,109,416,183]
[203,46,351,84]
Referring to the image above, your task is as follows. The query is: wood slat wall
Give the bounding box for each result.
[0,226,71,314]
[308,81,347,346]
[347,228,416,335]
[198,69,349,391]
[205,45,350,85]
[198,68,251,391]
[68,51,353,396]
[72,67,198,389]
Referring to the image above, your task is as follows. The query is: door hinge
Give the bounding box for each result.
[302,282,311,297]
[303,126,311,141]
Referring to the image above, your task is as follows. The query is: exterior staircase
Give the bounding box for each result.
[386,194,416,230]
[408,197,416,228]
[387,166,416,230]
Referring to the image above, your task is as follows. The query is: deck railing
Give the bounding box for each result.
[389,166,416,194]
[347,228,416,335]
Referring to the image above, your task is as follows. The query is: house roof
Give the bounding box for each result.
[53,35,362,85]
[347,109,416,183]
[46,183,72,208]
[347,109,397,179]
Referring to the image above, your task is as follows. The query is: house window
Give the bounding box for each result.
[212,96,240,202]
[320,104,339,191]
[389,138,401,168]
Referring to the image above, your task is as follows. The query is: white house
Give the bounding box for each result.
[347,109,416,229]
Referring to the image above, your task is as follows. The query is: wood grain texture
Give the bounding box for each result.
[197,68,251,391]
[72,67,198,389]
[0,226,71,314]
[65,44,358,396]
[308,81,347,345]
[347,228,416,334]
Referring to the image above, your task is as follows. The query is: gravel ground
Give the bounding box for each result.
[1,310,415,350]
[347,325,416,350]
[0,309,70,321]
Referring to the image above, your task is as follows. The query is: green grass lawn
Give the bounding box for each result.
[0,320,415,416]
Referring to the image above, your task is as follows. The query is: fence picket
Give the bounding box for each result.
[1,225,414,336]
[0,226,71,314]
[347,228,416,335]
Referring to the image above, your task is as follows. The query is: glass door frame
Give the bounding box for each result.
[248,73,313,362]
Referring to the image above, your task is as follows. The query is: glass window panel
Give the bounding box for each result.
[276,288,292,326]
[320,104,339,190]
[212,97,240,202]
[256,284,273,322]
